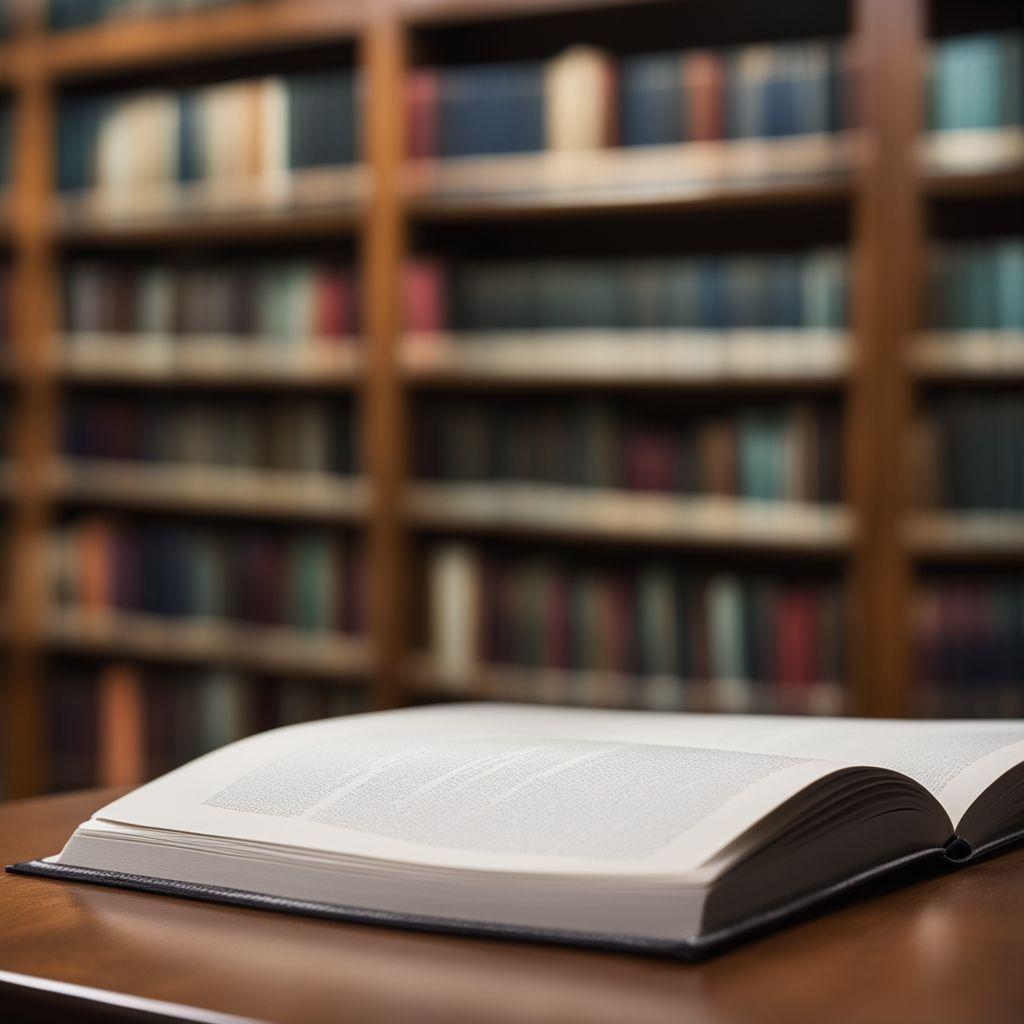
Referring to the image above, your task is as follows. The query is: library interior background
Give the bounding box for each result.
[0,0,1021,798]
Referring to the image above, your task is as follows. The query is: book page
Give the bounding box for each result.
[363,704,1024,824]
[87,708,853,876]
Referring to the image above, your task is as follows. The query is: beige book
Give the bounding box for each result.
[544,45,615,152]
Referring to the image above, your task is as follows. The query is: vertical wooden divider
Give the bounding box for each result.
[5,33,57,796]
[847,0,925,717]
[363,5,410,710]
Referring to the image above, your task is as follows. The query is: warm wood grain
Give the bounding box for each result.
[2,788,1024,1024]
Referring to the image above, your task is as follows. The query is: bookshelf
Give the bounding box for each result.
[1,0,1021,797]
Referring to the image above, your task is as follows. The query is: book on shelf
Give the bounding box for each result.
[47,0,258,31]
[63,395,358,478]
[403,248,843,346]
[924,31,1024,173]
[424,542,844,715]
[912,393,1024,514]
[407,38,848,161]
[415,397,843,505]
[914,577,1024,718]
[57,68,360,219]
[14,703,1024,956]
[50,661,366,792]
[52,517,367,637]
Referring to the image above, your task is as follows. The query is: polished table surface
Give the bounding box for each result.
[1,787,1022,1024]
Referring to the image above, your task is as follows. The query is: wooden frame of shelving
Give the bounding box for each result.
[1,0,1021,796]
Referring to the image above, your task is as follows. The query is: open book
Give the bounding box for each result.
[11,704,1024,956]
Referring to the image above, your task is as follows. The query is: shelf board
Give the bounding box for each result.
[51,461,370,522]
[54,166,368,244]
[400,0,644,25]
[909,332,1024,382]
[57,336,364,388]
[44,0,366,80]
[400,330,850,389]
[905,512,1024,561]
[406,482,853,553]
[44,607,372,680]
[408,657,846,715]
[404,134,857,220]
[921,128,1024,196]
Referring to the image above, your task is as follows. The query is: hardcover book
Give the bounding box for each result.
[12,703,1024,957]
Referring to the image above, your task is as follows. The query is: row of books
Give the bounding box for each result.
[58,70,359,195]
[404,250,848,334]
[913,395,1024,513]
[52,518,367,634]
[65,260,360,341]
[928,33,1023,133]
[50,663,366,792]
[48,0,253,31]
[914,579,1024,718]
[926,238,1024,331]
[415,399,843,504]
[426,543,845,714]
[407,39,847,158]
[63,397,358,476]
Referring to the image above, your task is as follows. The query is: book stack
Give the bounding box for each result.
[406,39,847,158]
[58,69,360,214]
[52,517,367,636]
[912,394,1024,513]
[926,238,1024,331]
[914,577,1024,717]
[416,398,842,504]
[48,0,258,30]
[425,542,844,715]
[50,663,367,791]
[405,250,847,332]
[63,396,358,477]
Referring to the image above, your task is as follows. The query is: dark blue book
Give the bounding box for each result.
[619,53,683,147]
[287,70,357,169]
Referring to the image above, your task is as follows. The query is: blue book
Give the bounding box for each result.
[619,53,683,147]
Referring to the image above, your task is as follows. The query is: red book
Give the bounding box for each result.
[99,663,145,788]
[683,50,725,142]
[545,572,570,671]
[775,589,818,710]
[406,68,440,160]
[316,267,355,341]
[623,429,677,492]
[403,259,447,335]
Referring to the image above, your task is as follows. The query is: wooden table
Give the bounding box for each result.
[2,788,1023,1024]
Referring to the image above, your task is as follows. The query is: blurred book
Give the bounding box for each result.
[415,397,842,505]
[914,577,1024,718]
[57,69,360,217]
[408,39,848,160]
[422,541,845,716]
[63,395,358,477]
[925,31,1024,174]
[47,0,263,31]
[49,661,367,792]
[52,517,368,636]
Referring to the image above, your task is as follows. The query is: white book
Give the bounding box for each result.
[17,703,1024,956]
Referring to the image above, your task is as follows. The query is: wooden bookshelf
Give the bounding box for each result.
[400,330,850,388]
[44,607,372,681]
[1,0,1021,796]
[407,483,853,553]
[50,461,371,522]
[56,336,364,388]
[909,333,1024,381]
